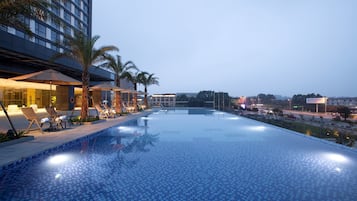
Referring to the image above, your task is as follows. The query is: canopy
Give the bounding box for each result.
[9,69,82,86]
[90,82,124,91]
[9,69,82,106]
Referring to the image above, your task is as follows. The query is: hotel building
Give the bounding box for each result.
[0,0,117,110]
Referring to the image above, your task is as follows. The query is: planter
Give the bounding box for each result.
[0,135,34,148]
[71,119,105,125]
[82,119,105,125]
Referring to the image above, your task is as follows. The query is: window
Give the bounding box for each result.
[64,11,71,23]
[83,26,87,35]
[75,7,80,17]
[51,44,59,52]
[74,0,81,6]
[35,23,46,38]
[52,5,60,16]
[63,26,72,36]
[83,4,88,14]
[35,38,46,47]
[51,30,60,42]
[51,18,60,29]
[64,1,71,11]
[10,16,30,39]
[74,18,80,29]
[15,30,25,38]
[83,14,88,24]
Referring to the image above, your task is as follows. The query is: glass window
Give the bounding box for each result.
[83,4,88,14]
[64,26,72,36]
[51,44,60,52]
[51,18,60,29]
[75,7,80,17]
[0,25,7,31]
[15,30,25,38]
[74,18,80,29]
[74,0,81,6]
[52,5,60,16]
[35,23,46,38]
[83,26,87,35]
[35,38,46,47]
[64,1,71,11]
[51,30,60,42]
[64,11,71,23]
[83,14,88,24]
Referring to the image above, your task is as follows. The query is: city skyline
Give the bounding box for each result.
[93,0,357,97]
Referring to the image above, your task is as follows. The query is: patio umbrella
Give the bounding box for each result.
[90,82,125,105]
[9,69,82,106]
[90,82,124,91]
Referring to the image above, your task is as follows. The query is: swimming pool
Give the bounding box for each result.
[1,108,357,200]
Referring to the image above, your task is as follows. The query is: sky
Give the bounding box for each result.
[92,0,357,98]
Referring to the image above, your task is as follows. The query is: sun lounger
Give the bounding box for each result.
[123,103,134,113]
[21,107,50,134]
[45,106,68,129]
[95,104,115,119]
[66,109,76,125]
[104,104,116,117]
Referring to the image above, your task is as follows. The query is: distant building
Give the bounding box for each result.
[327,97,357,107]
[214,92,230,110]
[176,92,197,98]
[150,94,176,107]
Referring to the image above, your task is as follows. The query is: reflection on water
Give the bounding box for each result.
[80,118,159,163]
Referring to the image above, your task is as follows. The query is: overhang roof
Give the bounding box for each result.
[0,31,113,82]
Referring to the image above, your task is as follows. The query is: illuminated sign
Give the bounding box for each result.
[306,97,327,104]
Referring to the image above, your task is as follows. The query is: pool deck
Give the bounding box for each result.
[0,108,152,168]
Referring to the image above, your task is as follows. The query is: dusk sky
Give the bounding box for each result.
[92,0,357,97]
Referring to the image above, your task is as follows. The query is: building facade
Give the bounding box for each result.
[327,97,357,107]
[150,94,176,107]
[0,0,114,110]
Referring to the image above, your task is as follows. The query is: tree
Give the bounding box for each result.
[196,91,214,108]
[0,0,61,36]
[137,72,159,109]
[176,94,188,101]
[291,93,322,111]
[337,106,351,121]
[100,54,137,113]
[257,93,276,105]
[122,68,140,112]
[52,32,118,120]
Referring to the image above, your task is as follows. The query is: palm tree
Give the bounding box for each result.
[138,72,159,109]
[52,32,118,120]
[122,69,140,112]
[100,54,137,113]
[0,0,60,36]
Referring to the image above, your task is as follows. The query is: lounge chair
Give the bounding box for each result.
[123,103,135,113]
[66,109,77,125]
[104,104,116,117]
[21,107,50,134]
[94,104,115,119]
[45,106,68,129]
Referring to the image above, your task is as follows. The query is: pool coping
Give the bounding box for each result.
[0,135,35,148]
[0,111,152,172]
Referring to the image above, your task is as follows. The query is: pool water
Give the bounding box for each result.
[1,108,357,200]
